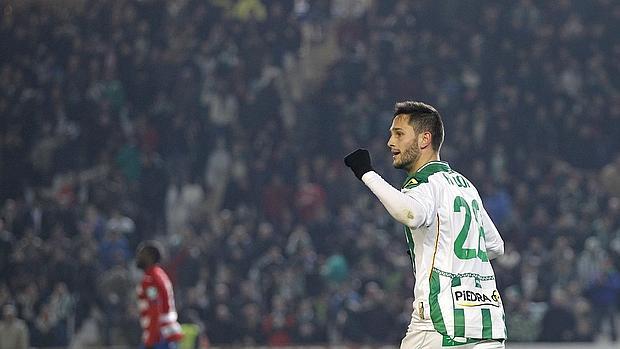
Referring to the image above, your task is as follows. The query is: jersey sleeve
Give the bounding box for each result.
[142,281,161,346]
[154,269,183,342]
[155,271,172,314]
[361,171,435,229]
[481,206,504,260]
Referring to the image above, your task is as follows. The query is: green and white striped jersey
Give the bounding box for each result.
[362,161,506,344]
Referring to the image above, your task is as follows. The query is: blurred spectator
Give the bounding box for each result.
[99,229,130,270]
[573,298,595,342]
[1,0,619,346]
[239,302,266,345]
[601,154,620,198]
[206,304,238,345]
[584,256,620,341]
[69,307,103,349]
[0,304,29,349]
[0,218,13,277]
[262,296,296,346]
[538,288,576,342]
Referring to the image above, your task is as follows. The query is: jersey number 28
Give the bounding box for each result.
[453,196,488,262]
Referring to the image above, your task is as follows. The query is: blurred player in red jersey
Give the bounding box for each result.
[136,241,183,349]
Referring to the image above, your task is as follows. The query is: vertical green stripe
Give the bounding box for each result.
[429,270,447,334]
[503,313,507,338]
[451,277,461,287]
[454,308,465,337]
[482,308,492,338]
[404,227,415,252]
[404,227,415,270]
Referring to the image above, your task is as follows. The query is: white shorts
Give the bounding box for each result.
[400,300,504,349]
[400,329,504,349]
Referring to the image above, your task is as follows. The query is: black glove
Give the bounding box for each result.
[344,148,373,180]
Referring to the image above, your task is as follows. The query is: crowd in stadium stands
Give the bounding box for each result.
[1,0,619,347]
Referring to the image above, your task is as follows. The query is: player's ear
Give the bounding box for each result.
[419,131,432,149]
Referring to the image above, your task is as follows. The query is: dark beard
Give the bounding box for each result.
[394,146,419,171]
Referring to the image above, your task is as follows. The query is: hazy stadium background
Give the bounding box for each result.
[1,0,619,348]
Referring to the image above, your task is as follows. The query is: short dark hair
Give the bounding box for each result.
[138,240,163,263]
[394,101,444,151]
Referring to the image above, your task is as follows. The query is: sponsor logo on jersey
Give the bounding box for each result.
[146,286,158,299]
[452,286,501,308]
[404,177,418,188]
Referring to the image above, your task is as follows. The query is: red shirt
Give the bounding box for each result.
[137,265,183,346]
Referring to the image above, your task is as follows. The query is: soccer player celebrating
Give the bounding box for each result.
[344,101,506,348]
[136,241,183,349]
